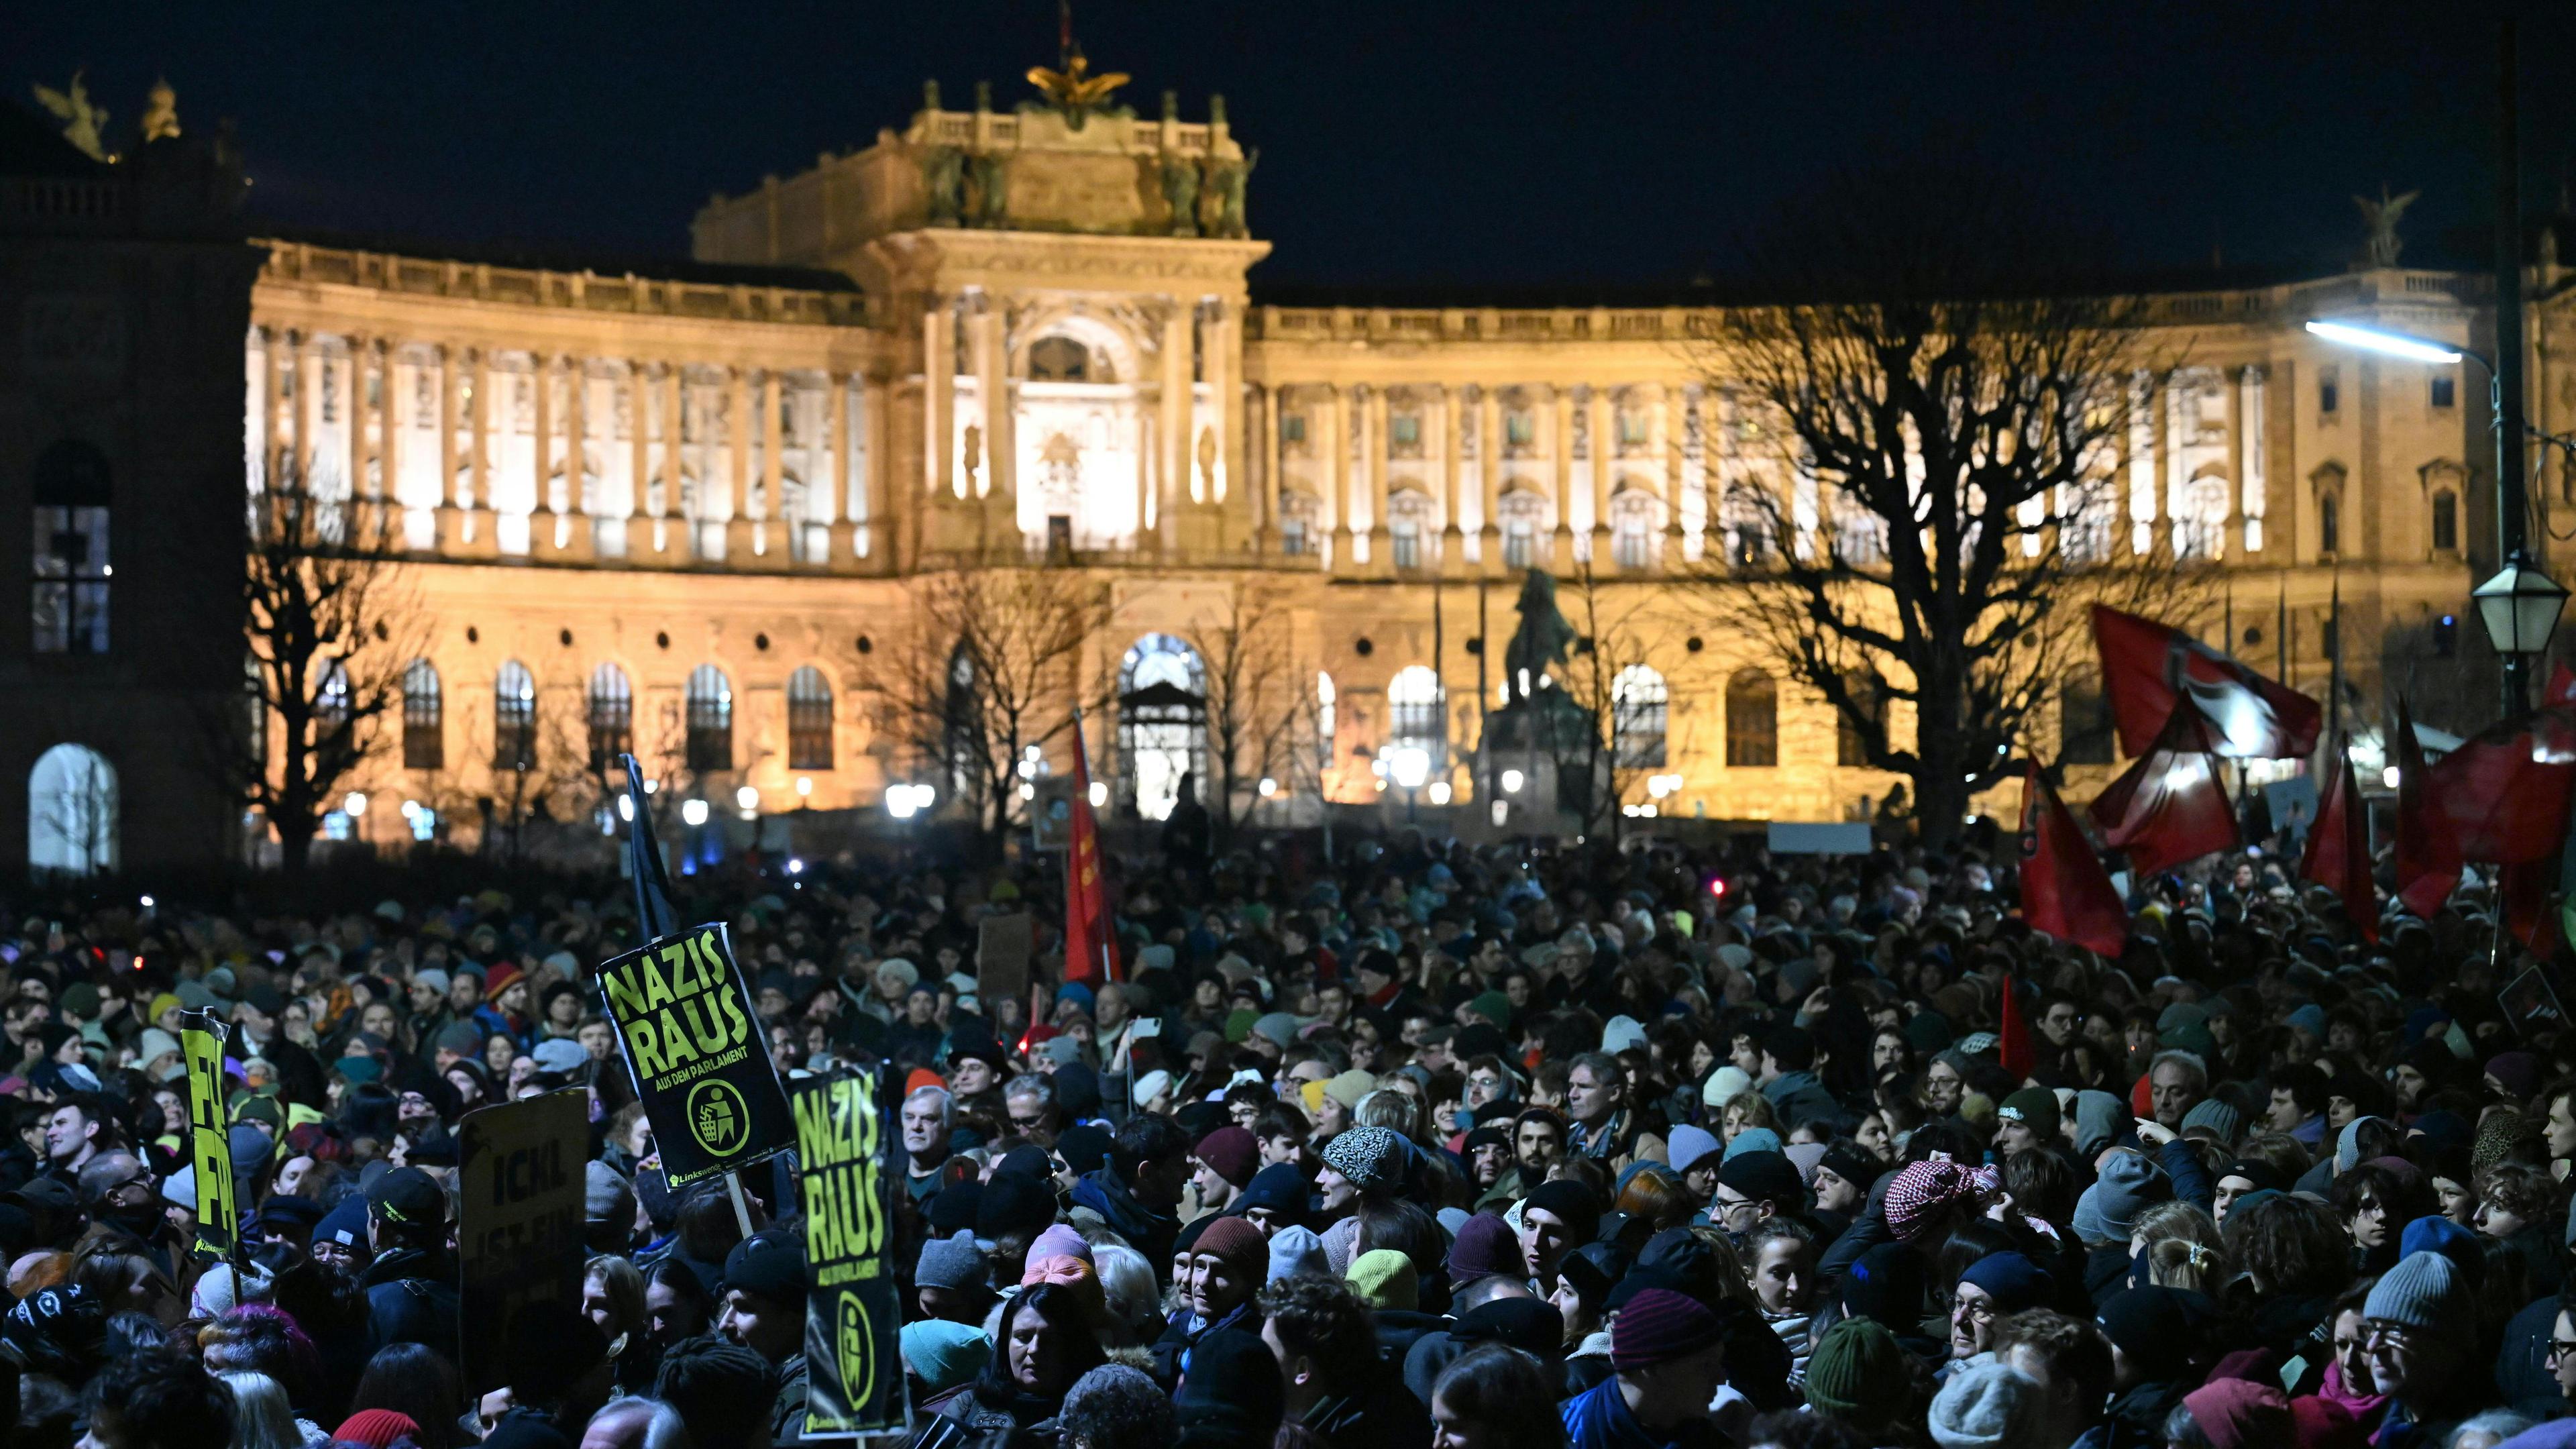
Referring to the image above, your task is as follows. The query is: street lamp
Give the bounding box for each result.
[2306,317,2563,712]
[679,798,710,827]
[1389,746,1430,822]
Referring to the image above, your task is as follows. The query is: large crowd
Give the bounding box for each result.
[5,816,2576,1449]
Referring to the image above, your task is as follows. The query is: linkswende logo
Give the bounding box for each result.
[600,928,757,1089]
[835,1294,874,1417]
[687,1078,751,1157]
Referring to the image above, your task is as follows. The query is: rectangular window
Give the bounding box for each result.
[2059,684,2114,765]
[2430,375,2456,409]
[1612,522,1650,570]
[1503,521,1536,570]
[2318,367,2339,415]
[31,505,109,655]
[1281,518,1308,556]
[1389,414,1420,447]
[1505,411,1535,447]
[2432,492,2458,552]
[1391,521,1421,571]
[1617,411,1648,446]
[1280,415,1307,445]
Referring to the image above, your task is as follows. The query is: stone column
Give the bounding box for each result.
[435,345,462,549]
[974,293,1015,547]
[1658,384,1685,572]
[560,358,596,561]
[378,343,404,544]
[252,327,278,492]
[722,368,754,560]
[819,370,849,568]
[528,353,558,557]
[662,364,690,558]
[1549,384,1576,570]
[1439,384,1467,577]
[624,364,655,562]
[287,332,314,489]
[759,369,788,565]
[1160,299,1192,554]
[860,374,891,570]
[345,335,370,508]
[1364,385,1390,573]
[1587,384,1613,566]
[1253,383,1280,554]
[461,347,498,557]
[1479,387,1504,574]
[1324,385,1348,571]
[2238,364,2267,554]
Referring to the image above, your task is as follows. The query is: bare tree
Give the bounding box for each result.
[205,473,424,873]
[1688,171,2197,845]
[1547,563,1675,842]
[1187,584,1298,851]
[884,559,1109,849]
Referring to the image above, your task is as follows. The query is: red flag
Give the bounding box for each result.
[1063,720,1120,985]
[2426,715,2576,863]
[2300,738,2377,943]
[1998,973,2036,1080]
[2088,702,2241,875]
[2394,696,2463,917]
[2092,604,2323,760]
[2017,760,2129,957]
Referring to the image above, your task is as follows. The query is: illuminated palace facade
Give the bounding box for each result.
[11,73,2576,869]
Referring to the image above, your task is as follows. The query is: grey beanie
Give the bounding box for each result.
[2178,1097,2243,1147]
[584,1161,635,1225]
[2071,1150,2172,1245]
[1268,1224,1328,1283]
[434,1020,485,1057]
[2336,1116,2390,1175]
[2363,1250,2475,1338]
[2072,1091,2128,1159]
[916,1229,987,1293]
[1927,1360,2044,1449]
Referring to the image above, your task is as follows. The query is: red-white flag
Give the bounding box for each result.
[2018,760,2129,957]
[2088,702,2241,875]
[2092,604,2323,760]
[1063,718,1119,985]
[2426,713,2576,864]
[2300,737,2377,943]
[2394,695,2463,918]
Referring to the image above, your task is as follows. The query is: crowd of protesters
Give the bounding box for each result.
[5,814,2576,1449]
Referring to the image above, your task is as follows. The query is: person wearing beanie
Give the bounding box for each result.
[2363,1250,2489,1441]
[1228,1162,1308,1237]
[1996,1087,2062,1156]
[1446,1212,1523,1290]
[2071,1149,2171,1258]
[1805,1317,1915,1436]
[1268,1224,1329,1283]
[718,1228,810,1442]
[2176,1379,2290,1449]
[2210,1158,2285,1227]
[1173,1321,1286,1448]
[915,1230,994,1324]
[1811,1140,1883,1220]
[1711,1150,1805,1234]
[335,1410,425,1449]
[1561,1288,1731,1449]
[1666,1124,1722,1193]
[1949,1252,2051,1365]
[2178,1096,2244,1148]
[1156,1215,1270,1383]
[2096,1287,2198,1446]
[1758,1027,1839,1130]
[1519,1180,1602,1287]
[1317,1124,1406,1212]
[1345,1248,1417,1312]
[1927,1360,2045,1449]
[1190,1126,1258,1214]
[900,1318,992,1401]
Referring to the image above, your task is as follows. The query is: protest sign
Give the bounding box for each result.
[2503,965,2569,1040]
[792,1069,902,1436]
[596,922,794,1187]
[977,912,1032,1008]
[179,1011,237,1262]
[457,1090,589,1391]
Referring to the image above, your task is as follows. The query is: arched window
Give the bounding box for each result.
[1387,490,1432,572]
[31,439,111,655]
[2059,678,2115,765]
[1725,669,1778,767]
[1611,664,1668,767]
[1835,671,1887,767]
[588,663,632,772]
[788,666,835,770]
[1387,665,1446,768]
[1027,336,1092,383]
[1498,490,1544,570]
[1611,491,1658,571]
[2432,489,2459,553]
[494,661,536,771]
[28,743,115,876]
[2318,492,2341,556]
[686,665,732,773]
[403,659,443,769]
[1118,635,1205,821]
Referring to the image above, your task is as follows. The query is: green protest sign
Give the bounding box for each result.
[596,922,793,1187]
[792,1069,902,1436]
[179,1011,237,1263]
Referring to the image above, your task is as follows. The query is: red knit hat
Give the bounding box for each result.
[1193,1126,1259,1189]
[1609,1287,1724,1369]
[1191,1216,1270,1279]
[336,1411,423,1449]
[484,963,523,1003]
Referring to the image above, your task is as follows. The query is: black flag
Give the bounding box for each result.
[621,753,678,939]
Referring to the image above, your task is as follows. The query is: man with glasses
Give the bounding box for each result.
[2361,1250,2491,1446]
[1002,1076,1059,1148]
[76,1149,180,1276]
[1709,1150,1803,1238]
[1943,1253,2050,1377]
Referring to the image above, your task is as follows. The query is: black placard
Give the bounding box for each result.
[596,922,794,1187]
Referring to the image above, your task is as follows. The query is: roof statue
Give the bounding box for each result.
[2353,185,2419,270]
[33,70,110,162]
[140,77,180,142]
[1026,1,1128,131]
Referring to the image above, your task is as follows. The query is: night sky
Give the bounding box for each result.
[9,1,2575,297]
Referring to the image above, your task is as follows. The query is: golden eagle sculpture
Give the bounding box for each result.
[1026,46,1128,130]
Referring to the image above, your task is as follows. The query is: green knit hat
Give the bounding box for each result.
[1998,1087,2061,1142]
[1346,1248,1417,1311]
[1805,1318,1911,1422]
[1903,1010,1953,1056]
